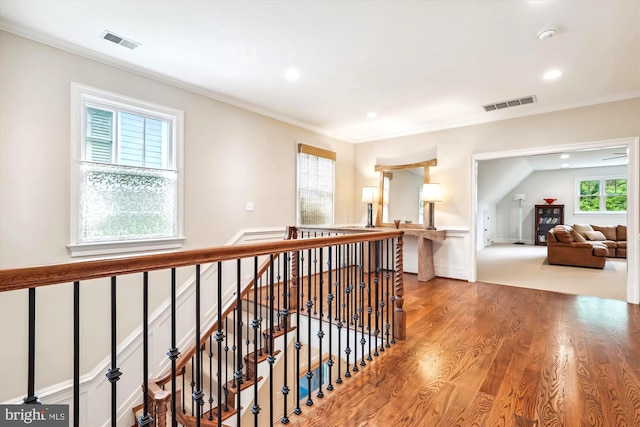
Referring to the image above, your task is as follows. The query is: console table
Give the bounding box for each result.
[402,229,446,281]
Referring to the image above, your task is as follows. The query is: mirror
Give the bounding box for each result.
[375,159,437,228]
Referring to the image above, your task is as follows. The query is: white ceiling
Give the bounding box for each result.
[0,0,638,143]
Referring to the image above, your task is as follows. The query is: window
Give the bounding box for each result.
[297,143,336,226]
[70,84,184,256]
[299,361,329,399]
[576,176,627,213]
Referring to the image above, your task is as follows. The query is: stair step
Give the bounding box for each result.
[224,375,264,408]
[174,389,234,427]
[244,349,282,365]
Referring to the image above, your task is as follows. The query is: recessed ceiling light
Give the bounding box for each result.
[284,68,301,82]
[561,163,569,168]
[560,154,570,159]
[544,69,562,80]
[366,112,378,119]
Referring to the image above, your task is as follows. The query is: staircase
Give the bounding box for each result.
[0,226,406,427]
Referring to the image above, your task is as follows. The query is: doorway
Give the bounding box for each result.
[469,137,639,304]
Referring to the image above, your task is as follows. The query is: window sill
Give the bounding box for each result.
[68,237,185,258]
[574,211,627,216]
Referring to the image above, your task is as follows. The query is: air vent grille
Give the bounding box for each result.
[483,95,536,112]
[102,31,140,50]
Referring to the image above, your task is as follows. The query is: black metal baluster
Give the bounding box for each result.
[385,238,391,348]
[168,269,180,427]
[359,242,367,367]
[208,335,214,421]
[224,316,230,412]
[190,358,195,416]
[317,248,325,399]
[259,276,264,356]
[293,249,302,416]
[139,273,153,426]
[73,282,79,427]
[305,249,314,406]
[193,265,204,427]
[313,244,318,315]
[344,243,351,379]
[106,277,122,427]
[374,240,381,357]
[367,241,373,362]
[215,263,224,427]
[268,254,276,423]
[24,287,40,405]
[181,366,186,414]
[251,257,261,424]
[326,246,334,392]
[299,249,305,314]
[336,244,343,385]
[353,243,360,373]
[276,258,282,331]
[280,253,290,424]
[245,292,251,380]
[235,259,243,427]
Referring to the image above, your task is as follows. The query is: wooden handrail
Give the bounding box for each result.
[0,230,403,292]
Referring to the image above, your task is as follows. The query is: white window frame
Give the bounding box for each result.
[575,175,627,215]
[69,83,185,257]
[296,143,336,226]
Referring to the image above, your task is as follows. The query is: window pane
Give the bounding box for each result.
[605,179,626,195]
[605,195,627,211]
[79,162,177,242]
[579,180,599,196]
[580,196,599,211]
[86,107,113,163]
[144,118,167,168]
[119,112,144,167]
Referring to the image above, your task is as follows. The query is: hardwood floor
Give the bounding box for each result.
[280,275,640,427]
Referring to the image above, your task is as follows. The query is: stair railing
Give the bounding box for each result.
[0,227,404,427]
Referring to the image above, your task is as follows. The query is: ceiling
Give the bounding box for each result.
[0,1,638,143]
[523,146,629,170]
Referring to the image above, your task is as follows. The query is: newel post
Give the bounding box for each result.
[285,226,299,311]
[393,236,406,340]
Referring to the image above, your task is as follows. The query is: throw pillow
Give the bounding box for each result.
[616,225,627,241]
[573,224,594,237]
[570,229,586,242]
[592,225,616,241]
[584,230,606,241]
[553,225,574,243]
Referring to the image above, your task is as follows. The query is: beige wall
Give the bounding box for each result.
[0,32,354,400]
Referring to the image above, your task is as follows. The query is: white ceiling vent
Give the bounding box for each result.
[483,95,536,112]
[102,31,140,50]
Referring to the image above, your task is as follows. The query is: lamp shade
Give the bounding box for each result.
[422,183,442,202]
[361,186,378,203]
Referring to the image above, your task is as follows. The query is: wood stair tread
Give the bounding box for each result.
[245,349,281,364]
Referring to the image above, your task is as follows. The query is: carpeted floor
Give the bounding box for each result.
[477,243,627,301]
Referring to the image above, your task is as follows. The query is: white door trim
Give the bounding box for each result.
[469,137,639,304]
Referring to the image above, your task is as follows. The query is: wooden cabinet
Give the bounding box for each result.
[535,204,564,246]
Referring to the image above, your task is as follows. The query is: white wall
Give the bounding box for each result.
[494,165,627,243]
[0,32,355,402]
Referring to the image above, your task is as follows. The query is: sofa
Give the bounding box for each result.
[573,224,627,258]
[547,225,609,269]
